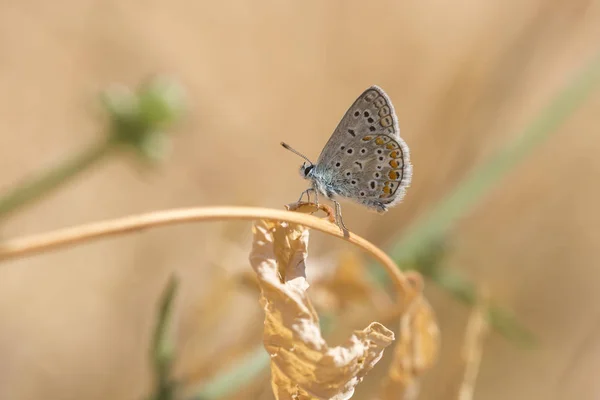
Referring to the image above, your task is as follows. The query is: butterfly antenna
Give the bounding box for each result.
[280,142,313,165]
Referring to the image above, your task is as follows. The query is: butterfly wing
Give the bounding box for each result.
[313,86,412,212]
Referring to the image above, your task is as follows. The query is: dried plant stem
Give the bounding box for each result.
[458,295,489,400]
[0,206,416,302]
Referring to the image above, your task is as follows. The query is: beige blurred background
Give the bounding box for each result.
[1,1,600,399]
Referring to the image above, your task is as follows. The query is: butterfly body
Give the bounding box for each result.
[284,85,412,230]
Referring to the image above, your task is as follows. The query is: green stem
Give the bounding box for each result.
[0,137,115,220]
[150,276,179,400]
[389,50,600,262]
[191,346,270,400]
[432,269,535,345]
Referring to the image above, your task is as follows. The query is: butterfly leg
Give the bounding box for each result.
[374,201,388,214]
[297,189,311,203]
[333,200,348,232]
[298,188,320,206]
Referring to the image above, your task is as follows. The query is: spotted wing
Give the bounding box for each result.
[315,86,412,211]
[317,86,403,162]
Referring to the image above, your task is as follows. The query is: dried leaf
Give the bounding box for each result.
[249,220,395,400]
[314,251,390,313]
[380,274,440,400]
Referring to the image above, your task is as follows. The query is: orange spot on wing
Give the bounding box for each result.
[375,137,385,145]
[362,136,373,141]
[388,170,399,180]
[390,150,401,158]
[389,160,399,168]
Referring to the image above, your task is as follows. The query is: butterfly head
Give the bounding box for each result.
[299,162,315,179]
[281,142,316,181]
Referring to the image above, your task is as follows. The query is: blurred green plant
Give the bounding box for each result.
[389,52,600,264]
[102,77,185,163]
[394,236,535,345]
[149,275,179,400]
[192,346,270,400]
[0,77,185,220]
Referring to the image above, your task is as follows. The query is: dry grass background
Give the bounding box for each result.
[1,0,600,399]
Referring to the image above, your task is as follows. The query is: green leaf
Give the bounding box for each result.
[149,275,179,400]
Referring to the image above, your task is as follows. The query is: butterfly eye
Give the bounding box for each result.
[303,164,314,177]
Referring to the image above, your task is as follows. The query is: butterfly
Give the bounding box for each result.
[281,85,412,231]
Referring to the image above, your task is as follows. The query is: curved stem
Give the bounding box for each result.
[0,206,417,303]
